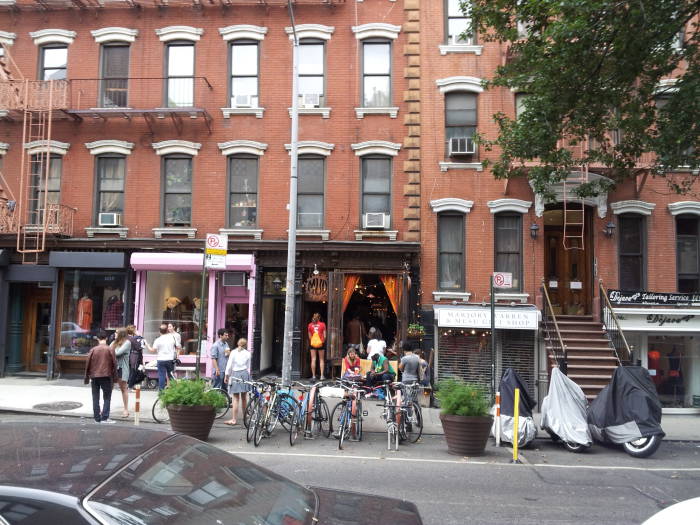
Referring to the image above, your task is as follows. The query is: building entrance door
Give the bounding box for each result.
[543,207,594,315]
[22,287,51,372]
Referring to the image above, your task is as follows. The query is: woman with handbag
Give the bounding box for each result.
[307,312,327,381]
[111,328,131,418]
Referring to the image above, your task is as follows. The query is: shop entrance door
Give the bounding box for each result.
[272,299,285,373]
[22,287,51,372]
[543,207,594,315]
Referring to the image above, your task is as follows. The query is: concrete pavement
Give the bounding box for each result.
[0,376,698,440]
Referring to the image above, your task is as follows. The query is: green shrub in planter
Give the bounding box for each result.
[436,379,492,456]
[436,379,490,417]
[159,378,228,408]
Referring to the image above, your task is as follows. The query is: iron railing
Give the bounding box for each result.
[0,198,18,234]
[599,280,632,365]
[541,278,567,374]
[0,79,69,111]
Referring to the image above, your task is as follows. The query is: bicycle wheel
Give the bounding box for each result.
[350,398,362,441]
[405,402,423,443]
[387,424,394,451]
[152,398,169,423]
[394,424,399,451]
[265,395,281,435]
[277,393,297,431]
[329,401,344,438]
[243,393,257,429]
[289,402,301,446]
[253,404,267,447]
[246,399,261,443]
[316,398,331,438]
[338,407,349,451]
[209,387,231,420]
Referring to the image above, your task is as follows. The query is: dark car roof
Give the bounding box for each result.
[0,421,171,498]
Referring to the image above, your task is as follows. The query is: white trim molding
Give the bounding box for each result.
[0,143,8,155]
[433,291,472,302]
[91,27,138,44]
[530,172,612,218]
[352,23,401,40]
[611,200,656,216]
[287,107,331,119]
[430,198,474,214]
[291,229,331,241]
[668,201,700,216]
[219,228,263,240]
[438,44,483,56]
[355,107,399,119]
[218,140,267,156]
[354,230,398,241]
[155,26,203,42]
[219,25,268,41]
[85,227,129,239]
[285,24,334,41]
[24,140,70,156]
[351,141,401,157]
[439,161,483,172]
[29,29,77,46]
[152,140,201,156]
[153,227,197,239]
[436,76,484,94]
[85,140,134,156]
[285,141,334,156]
[487,199,532,214]
[0,31,16,46]
[655,78,678,94]
[494,292,530,303]
[222,107,265,119]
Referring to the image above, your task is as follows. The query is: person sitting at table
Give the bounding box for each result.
[365,352,395,388]
[342,347,362,380]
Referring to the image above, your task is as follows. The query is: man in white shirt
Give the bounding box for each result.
[153,324,177,390]
[167,322,182,354]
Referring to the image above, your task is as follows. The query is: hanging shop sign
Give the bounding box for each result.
[436,306,539,330]
[608,289,700,306]
[304,273,328,302]
[613,308,700,332]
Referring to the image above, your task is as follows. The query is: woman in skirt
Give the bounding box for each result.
[224,338,252,426]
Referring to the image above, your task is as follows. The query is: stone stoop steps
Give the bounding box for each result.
[546,314,620,400]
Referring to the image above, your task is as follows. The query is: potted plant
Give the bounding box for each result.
[436,379,493,456]
[407,323,426,338]
[159,378,228,441]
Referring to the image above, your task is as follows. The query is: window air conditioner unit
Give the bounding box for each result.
[449,137,476,156]
[233,94,252,108]
[363,212,389,230]
[223,271,247,287]
[301,93,321,108]
[98,212,122,227]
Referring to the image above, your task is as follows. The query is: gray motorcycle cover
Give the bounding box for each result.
[587,366,665,444]
[540,367,592,446]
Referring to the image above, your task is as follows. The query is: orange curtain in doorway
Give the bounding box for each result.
[380,274,402,317]
[342,274,360,313]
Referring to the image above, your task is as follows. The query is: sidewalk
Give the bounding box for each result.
[0,376,697,440]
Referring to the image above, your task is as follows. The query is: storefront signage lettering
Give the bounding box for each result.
[437,307,538,330]
[614,310,700,332]
[608,289,700,306]
[305,274,328,302]
[646,314,695,326]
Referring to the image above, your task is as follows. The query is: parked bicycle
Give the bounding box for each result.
[330,379,367,450]
[288,380,331,446]
[248,379,298,447]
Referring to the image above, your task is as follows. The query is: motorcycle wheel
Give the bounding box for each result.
[563,441,588,453]
[622,434,662,458]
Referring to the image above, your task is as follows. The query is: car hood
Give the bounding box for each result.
[311,486,423,525]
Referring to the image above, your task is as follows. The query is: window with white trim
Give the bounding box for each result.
[618,214,646,290]
[166,42,194,107]
[361,156,391,219]
[230,41,258,108]
[362,40,391,107]
[229,155,258,228]
[297,156,324,229]
[29,154,61,224]
[95,155,126,223]
[298,40,324,105]
[445,92,477,157]
[494,213,522,291]
[100,44,129,108]
[39,45,67,80]
[439,213,465,290]
[445,0,474,45]
[162,155,192,226]
[677,215,699,293]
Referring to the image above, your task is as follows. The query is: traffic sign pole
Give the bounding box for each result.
[491,274,496,401]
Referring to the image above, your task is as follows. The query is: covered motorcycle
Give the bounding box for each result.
[587,366,664,458]
[540,367,592,452]
[493,368,537,447]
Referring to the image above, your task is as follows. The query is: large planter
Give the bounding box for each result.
[167,404,216,441]
[440,414,493,456]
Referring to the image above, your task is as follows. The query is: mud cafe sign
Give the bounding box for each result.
[613,308,700,332]
[436,306,539,330]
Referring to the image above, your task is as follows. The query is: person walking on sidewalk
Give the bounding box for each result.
[84,330,118,424]
[153,324,177,390]
[224,338,251,426]
[210,328,230,389]
[111,328,131,419]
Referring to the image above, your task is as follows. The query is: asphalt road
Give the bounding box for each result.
[3,413,700,524]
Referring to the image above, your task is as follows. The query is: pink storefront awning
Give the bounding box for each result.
[130,252,254,271]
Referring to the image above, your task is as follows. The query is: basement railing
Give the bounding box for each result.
[541,278,567,374]
[599,280,632,365]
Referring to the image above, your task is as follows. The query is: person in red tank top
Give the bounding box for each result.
[307,312,327,381]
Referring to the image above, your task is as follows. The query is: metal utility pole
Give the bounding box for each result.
[281,0,300,387]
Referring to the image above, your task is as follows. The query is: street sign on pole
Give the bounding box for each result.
[493,272,513,288]
[205,233,227,269]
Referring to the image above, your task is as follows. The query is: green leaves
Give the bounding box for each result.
[159,378,228,409]
[436,379,490,417]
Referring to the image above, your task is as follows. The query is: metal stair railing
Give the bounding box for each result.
[599,279,632,365]
[541,278,568,374]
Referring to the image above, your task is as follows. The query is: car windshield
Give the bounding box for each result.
[83,434,315,525]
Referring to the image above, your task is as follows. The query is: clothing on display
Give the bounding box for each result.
[77,296,93,331]
[102,295,124,329]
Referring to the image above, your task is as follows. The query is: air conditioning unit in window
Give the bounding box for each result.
[301,93,321,108]
[98,212,122,227]
[223,271,247,287]
[233,94,252,108]
[449,137,476,156]
[363,213,389,230]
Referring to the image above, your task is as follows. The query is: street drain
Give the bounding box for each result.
[33,401,83,412]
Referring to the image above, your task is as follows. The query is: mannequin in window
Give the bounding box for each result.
[102,295,124,329]
[193,297,203,326]
[77,293,93,331]
[163,297,182,322]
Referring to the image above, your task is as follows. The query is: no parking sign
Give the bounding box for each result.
[493,272,512,288]
[205,233,228,269]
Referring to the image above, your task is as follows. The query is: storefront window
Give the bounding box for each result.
[647,335,699,408]
[59,270,127,354]
[142,271,206,354]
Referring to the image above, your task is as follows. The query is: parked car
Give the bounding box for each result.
[0,422,423,525]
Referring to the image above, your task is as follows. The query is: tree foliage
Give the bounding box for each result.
[468,0,699,197]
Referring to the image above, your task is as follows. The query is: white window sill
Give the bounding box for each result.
[494,292,530,303]
[288,229,330,240]
[153,227,197,239]
[219,228,263,240]
[439,44,483,56]
[355,107,399,119]
[433,291,472,302]
[287,107,331,119]
[85,227,129,239]
[0,110,10,118]
[354,229,398,241]
[439,161,483,172]
[221,107,265,119]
